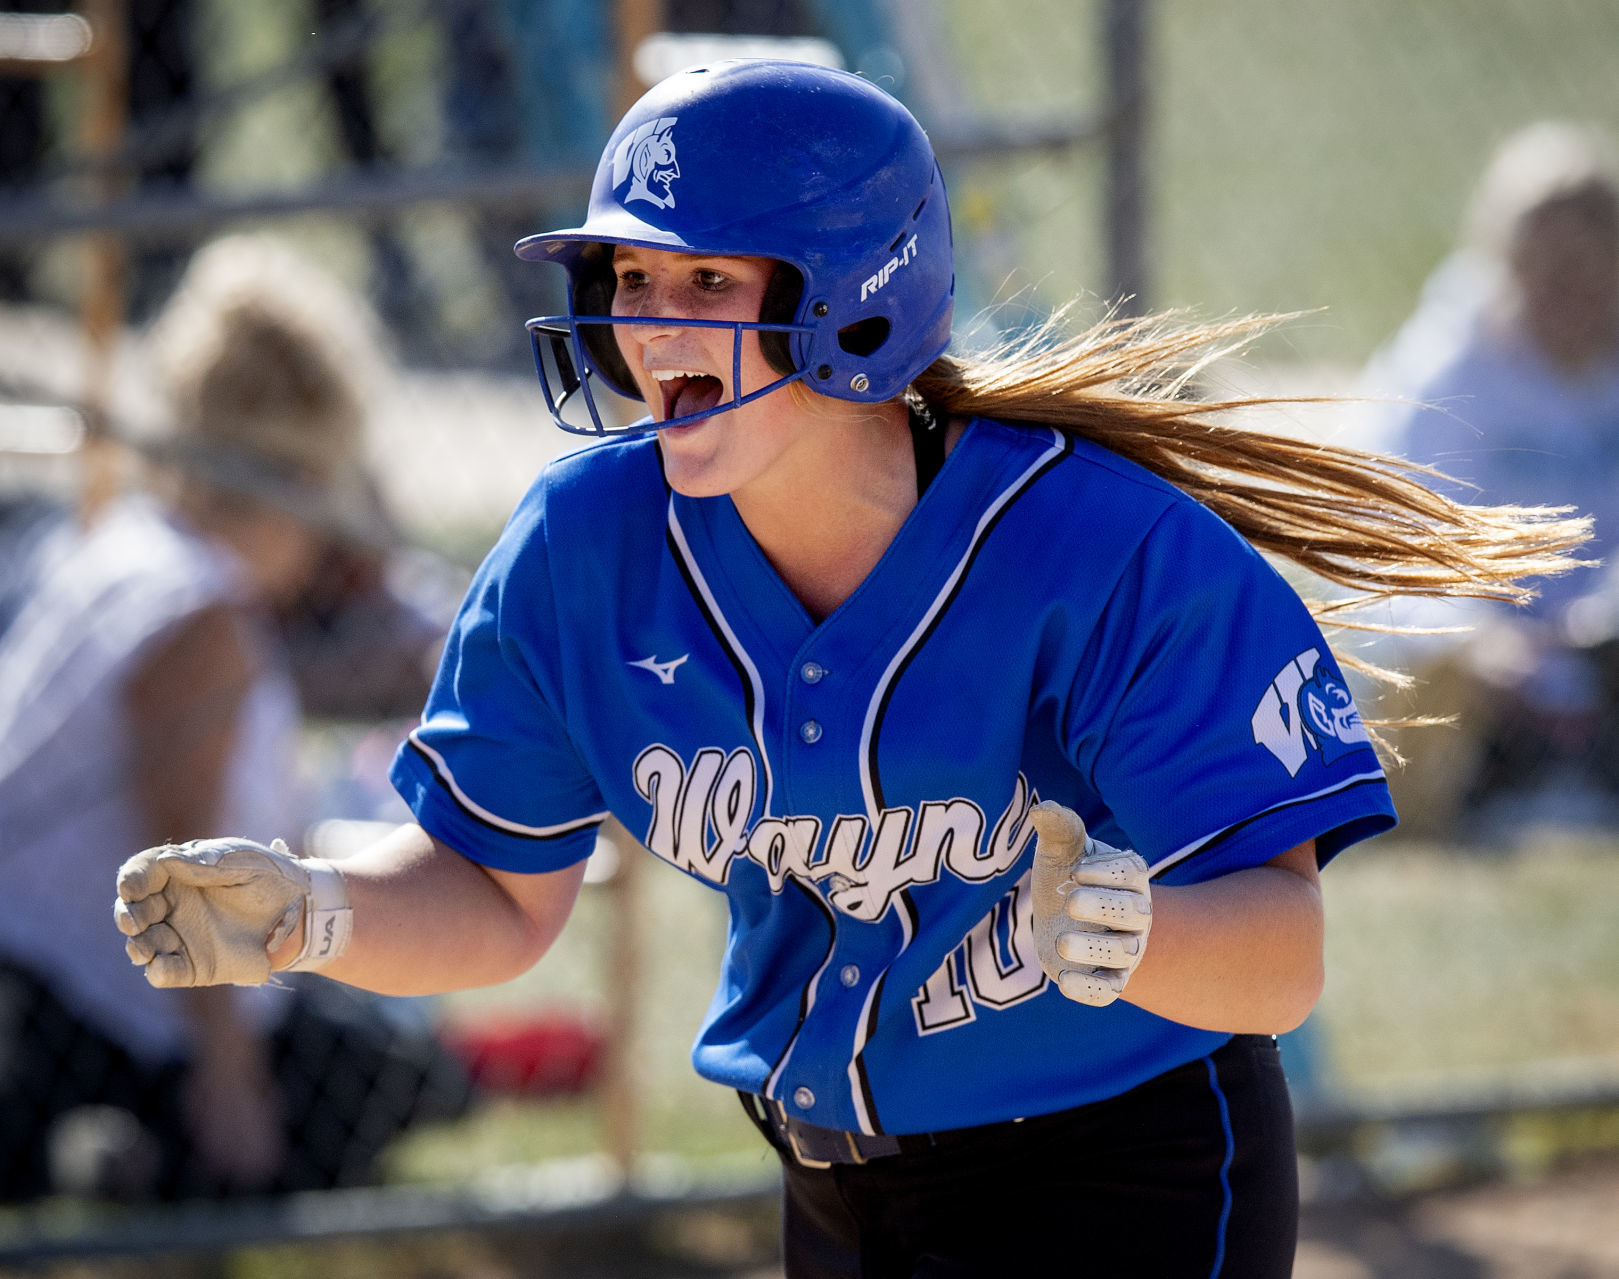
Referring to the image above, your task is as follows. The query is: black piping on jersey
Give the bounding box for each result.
[859,428,1073,817]
[846,889,920,1135]
[763,878,841,1106]
[849,970,891,1134]
[666,496,834,1111]
[664,501,777,818]
[404,731,609,841]
[1148,768,1388,878]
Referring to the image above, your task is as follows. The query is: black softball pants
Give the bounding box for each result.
[746,1033,1298,1279]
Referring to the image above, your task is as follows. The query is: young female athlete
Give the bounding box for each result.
[113,61,1587,1277]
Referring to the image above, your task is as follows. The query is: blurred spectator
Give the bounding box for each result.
[0,235,469,1202]
[1362,121,1619,839]
[152,234,460,721]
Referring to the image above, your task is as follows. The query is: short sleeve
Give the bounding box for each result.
[389,483,608,872]
[1077,500,1395,884]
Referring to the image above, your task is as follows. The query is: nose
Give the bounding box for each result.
[610,283,687,375]
[615,304,686,356]
[613,279,686,341]
[622,313,684,346]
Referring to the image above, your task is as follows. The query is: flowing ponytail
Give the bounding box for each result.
[911,309,1593,734]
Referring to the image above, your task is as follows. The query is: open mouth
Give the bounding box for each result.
[652,369,725,422]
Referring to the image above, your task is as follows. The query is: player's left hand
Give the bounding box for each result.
[1029,800,1152,1007]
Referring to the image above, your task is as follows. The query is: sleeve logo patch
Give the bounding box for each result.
[1251,647,1369,777]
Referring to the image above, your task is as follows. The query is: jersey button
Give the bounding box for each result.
[793,1086,816,1109]
[799,720,823,744]
[840,964,860,988]
[800,661,826,684]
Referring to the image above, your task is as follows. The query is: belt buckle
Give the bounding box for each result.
[774,1102,865,1168]
[784,1123,837,1169]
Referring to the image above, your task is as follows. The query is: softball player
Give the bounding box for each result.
[114,61,1587,1277]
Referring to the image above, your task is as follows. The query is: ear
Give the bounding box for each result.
[573,247,639,396]
[758,262,805,377]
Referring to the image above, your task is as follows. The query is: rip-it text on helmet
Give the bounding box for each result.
[860,234,921,302]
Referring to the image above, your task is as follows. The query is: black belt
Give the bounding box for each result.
[740,1093,998,1169]
[740,1038,1276,1171]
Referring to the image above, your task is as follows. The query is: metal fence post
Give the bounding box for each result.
[1103,0,1149,316]
[77,0,130,523]
[598,3,666,1182]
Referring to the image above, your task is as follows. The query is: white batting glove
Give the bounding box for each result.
[1030,800,1152,1007]
[113,837,352,988]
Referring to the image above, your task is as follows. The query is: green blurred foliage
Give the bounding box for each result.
[943,0,1619,362]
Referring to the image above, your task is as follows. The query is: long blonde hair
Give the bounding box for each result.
[912,309,1593,703]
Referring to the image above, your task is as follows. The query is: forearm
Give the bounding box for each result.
[184,985,270,1067]
[1121,848,1324,1035]
[272,823,586,996]
[181,985,283,1183]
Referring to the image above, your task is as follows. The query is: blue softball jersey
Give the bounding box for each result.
[390,416,1395,1137]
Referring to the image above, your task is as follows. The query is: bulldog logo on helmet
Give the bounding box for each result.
[612,116,680,209]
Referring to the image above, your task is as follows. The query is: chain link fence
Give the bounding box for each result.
[2,0,1619,1264]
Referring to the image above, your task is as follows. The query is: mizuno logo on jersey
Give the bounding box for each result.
[613,116,680,208]
[1251,647,1369,777]
[631,743,1038,920]
[628,654,688,684]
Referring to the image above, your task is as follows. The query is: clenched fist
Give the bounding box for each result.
[1029,801,1152,1007]
[114,837,351,987]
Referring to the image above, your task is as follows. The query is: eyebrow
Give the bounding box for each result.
[612,248,761,270]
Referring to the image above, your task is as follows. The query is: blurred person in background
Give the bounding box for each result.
[0,234,468,1202]
[1362,120,1619,840]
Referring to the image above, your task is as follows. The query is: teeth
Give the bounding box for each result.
[650,369,707,381]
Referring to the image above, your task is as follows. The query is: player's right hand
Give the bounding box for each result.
[113,837,346,987]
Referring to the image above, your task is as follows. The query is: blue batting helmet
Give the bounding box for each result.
[516,58,955,435]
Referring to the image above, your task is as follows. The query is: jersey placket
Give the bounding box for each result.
[769,633,917,1135]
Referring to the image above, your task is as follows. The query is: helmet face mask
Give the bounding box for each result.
[518,59,955,437]
[525,311,815,434]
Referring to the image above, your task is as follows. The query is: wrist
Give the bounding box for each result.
[267,916,304,970]
[272,859,353,973]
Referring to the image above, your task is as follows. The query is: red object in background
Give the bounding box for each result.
[443,1014,605,1097]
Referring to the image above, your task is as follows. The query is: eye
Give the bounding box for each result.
[694,269,729,291]
[615,268,648,291]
